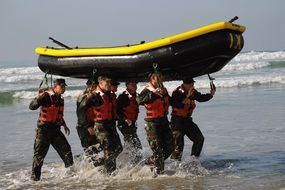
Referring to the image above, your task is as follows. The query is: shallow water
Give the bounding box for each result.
[0,51,285,189]
[0,85,284,190]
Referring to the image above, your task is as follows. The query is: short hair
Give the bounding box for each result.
[182,77,195,84]
[125,80,138,86]
[148,71,163,80]
[98,75,111,82]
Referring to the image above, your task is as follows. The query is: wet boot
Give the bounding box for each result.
[31,171,40,181]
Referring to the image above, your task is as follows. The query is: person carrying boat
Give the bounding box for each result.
[117,80,142,164]
[170,77,216,160]
[29,79,73,181]
[137,72,173,174]
[76,79,103,165]
[110,80,120,122]
[111,80,120,94]
[91,76,123,174]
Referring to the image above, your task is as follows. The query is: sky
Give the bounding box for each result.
[1,0,284,64]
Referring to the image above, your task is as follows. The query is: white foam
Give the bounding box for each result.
[221,61,270,72]
[0,67,41,75]
[215,75,285,88]
[0,67,43,83]
[0,152,211,190]
[12,91,38,99]
[2,51,285,96]
[11,73,285,100]
[234,51,285,63]
[0,75,43,83]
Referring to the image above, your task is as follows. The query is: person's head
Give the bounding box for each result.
[98,76,111,92]
[149,72,164,88]
[182,77,195,91]
[53,78,67,95]
[86,78,98,92]
[85,84,97,94]
[110,80,120,93]
[126,80,137,94]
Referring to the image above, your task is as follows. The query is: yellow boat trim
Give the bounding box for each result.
[35,22,246,57]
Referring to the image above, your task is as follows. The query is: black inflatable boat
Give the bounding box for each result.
[35,21,246,81]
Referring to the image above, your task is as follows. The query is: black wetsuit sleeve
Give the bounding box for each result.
[170,90,185,108]
[117,93,129,121]
[89,93,104,107]
[137,88,155,105]
[77,93,93,110]
[29,92,51,110]
[192,89,213,102]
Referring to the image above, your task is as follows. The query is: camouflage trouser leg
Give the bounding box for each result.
[185,121,204,157]
[109,123,123,158]
[51,130,74,168]
[145,119,173,173]
[94,121,122,174]
[77,126,101,156]
[31,128,50,181]
[119,123,143,164]
[119,123,142,150]
[161,120,174,160]
[171,117,204,158]
[170,123,184,161]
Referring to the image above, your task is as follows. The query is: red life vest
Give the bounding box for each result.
[144,83,169,119]
[38,89,64,123]
[122,90,139,122]
[171,86,196,118]
[93,87,113,121]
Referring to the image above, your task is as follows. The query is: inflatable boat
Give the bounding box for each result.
[35,21,246,81]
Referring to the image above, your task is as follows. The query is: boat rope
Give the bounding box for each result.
[152,63,158,73]
[50,74,53,87]
[38,71,49,90]
[207,74,216,91]
[91,68,98,83]
[152,63,162,88]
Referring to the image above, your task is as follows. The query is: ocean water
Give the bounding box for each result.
[0,51,284,190]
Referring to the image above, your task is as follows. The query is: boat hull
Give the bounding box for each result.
[38,29,244,81]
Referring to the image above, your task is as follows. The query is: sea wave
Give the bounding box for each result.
[221,61,270,72]
[1,51,285,95]
[0,75,43,83]
[0,66,41,75]
[4,74,284,100]
[234,51,285,63]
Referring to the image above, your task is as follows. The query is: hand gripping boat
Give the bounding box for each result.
[35,19,245,81]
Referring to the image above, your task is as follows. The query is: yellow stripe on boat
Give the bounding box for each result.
[35,22,246,57]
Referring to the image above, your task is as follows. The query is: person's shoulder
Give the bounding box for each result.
[140,87,151,94]
[118,91,129,100]
[172,86,183,95]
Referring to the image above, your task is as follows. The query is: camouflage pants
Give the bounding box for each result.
[118,122,142,164]
[76,125,101,156]
[32,125,73,180]
[170,116,204,160]
[118,122,142,150]
[94,120,123,174]
[144,117,174,173]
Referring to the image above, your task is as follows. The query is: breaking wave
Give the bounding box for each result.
[0,51,285,101]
